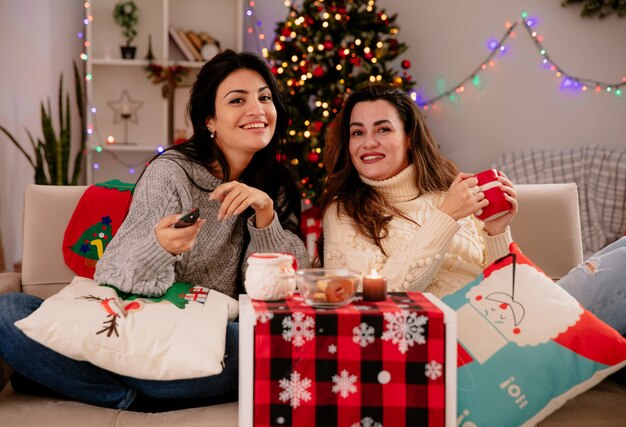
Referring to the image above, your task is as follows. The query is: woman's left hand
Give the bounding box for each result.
[210,181,274,228]
[483,172,518,236]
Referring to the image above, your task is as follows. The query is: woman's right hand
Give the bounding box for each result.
[155,214,206,255]
[439,172,488,221]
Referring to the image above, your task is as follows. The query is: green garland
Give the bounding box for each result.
[561,0,626,19]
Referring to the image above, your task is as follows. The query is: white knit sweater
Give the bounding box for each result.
[323,164,512,298]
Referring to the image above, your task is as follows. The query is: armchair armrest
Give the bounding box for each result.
[511,183,583,280]
[0,272,21,296]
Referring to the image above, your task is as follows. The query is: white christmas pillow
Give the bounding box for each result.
[15,276,239,380]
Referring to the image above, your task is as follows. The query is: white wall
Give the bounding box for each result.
[0,0,83,270]
[244,0,626,173]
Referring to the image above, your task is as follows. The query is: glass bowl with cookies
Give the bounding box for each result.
[296,268,362,308]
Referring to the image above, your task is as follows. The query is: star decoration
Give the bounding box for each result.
[107,90,143,124]
[80,243,90,254]
[101,216,112,226]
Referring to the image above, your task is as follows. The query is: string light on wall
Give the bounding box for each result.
[82,1,163,177]
[244,0,280,56]
[521,11,624,96]
[401,10,626,109]
[82,2,93,139]
[416,21,518,111]
[245,4,624,112]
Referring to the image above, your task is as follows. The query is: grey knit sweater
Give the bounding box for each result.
[94,151,310,299]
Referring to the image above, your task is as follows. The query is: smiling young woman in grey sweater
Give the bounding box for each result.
[0,50,309,412]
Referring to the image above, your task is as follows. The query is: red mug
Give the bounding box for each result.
[474,169,512,222]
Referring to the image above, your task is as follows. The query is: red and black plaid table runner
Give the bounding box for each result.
[251,292,447,427]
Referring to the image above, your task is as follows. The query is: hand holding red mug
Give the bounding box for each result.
[440,172,489,221]
[474,169,512,221]
[440,170,517,235]
[475,169,518,236]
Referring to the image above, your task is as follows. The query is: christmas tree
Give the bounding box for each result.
[265,0,416,206]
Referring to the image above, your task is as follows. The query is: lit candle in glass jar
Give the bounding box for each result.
[362,269,387,302]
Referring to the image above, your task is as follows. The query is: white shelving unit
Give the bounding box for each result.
[84,0,243,184]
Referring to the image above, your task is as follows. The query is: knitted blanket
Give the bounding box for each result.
[492,145,625,258]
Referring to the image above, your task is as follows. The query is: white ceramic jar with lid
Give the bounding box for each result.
[244,253,296,301]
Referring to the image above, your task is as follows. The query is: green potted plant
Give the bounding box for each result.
[0,62,86,185]
[113,1,139,59]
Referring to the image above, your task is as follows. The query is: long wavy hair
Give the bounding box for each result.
[318,84,458,253]
[155,50,301,234]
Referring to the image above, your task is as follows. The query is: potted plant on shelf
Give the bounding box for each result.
[0,62,86,185]
[113,1,139,59]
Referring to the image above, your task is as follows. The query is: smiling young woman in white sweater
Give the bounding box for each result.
[319,84,517,298]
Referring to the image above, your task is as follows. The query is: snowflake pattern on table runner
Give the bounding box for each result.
[351,417,383,427]
[278,370,312,408]
[254,310,274,323]
[352,322,376,347]
[425,360,444,380]
[251,293,448,426]
[331,369,358,398]
[381,309,428,354]
[282,311,315,347]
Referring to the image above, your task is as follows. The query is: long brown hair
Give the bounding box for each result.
[318,84,458,253]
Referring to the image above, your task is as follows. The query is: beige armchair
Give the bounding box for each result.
[0,183,624,426]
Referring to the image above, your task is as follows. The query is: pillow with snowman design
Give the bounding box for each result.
[442,243,626,427]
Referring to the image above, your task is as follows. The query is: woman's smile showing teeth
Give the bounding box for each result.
[242,122,266,130]
[361,153,385,162]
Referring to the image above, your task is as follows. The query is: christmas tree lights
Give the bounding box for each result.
[251,0,416,204]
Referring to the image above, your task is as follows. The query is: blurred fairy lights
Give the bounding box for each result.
[521,11,624,96]
[81,2,163,176]
[413,10,624,109]
[413,21,518,111]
